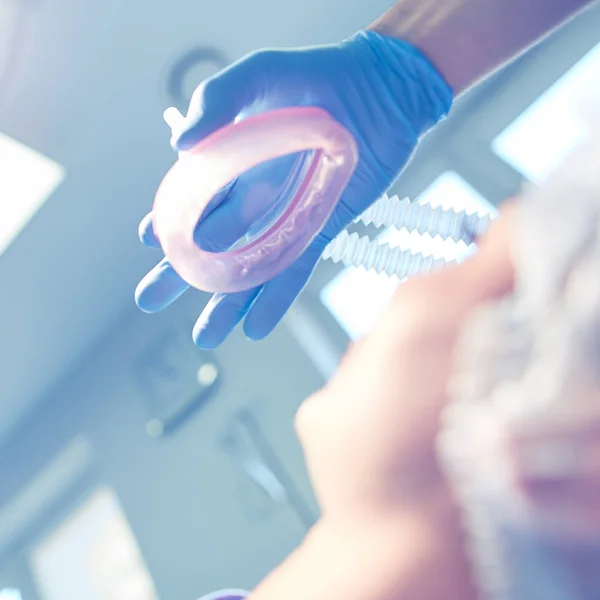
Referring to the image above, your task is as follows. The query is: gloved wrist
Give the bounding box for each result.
[344,30,453,138]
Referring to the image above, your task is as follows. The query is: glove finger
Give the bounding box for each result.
[193,287,261,349]
[135,258,189,313]
[243,243,323,341]
[138,212,161,248]
[194,153,298,252]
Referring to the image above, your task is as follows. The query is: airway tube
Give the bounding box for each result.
[153,107,358,294]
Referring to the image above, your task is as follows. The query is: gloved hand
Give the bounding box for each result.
[135,31,452,349]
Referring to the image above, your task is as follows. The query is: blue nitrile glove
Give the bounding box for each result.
[197,591,247,600]
[135,31,452,349]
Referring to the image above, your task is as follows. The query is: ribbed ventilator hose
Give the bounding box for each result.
[357,194,493,243]
[323,194,495,278]
[322,230,450,278]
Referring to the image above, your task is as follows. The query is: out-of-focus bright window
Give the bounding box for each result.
[30,487,158,600]
[0,133,65,257]
[492,42,600,183]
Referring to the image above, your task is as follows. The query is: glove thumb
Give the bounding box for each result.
[170,57,258,151]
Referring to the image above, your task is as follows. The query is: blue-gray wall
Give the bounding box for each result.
[0,291,323,600]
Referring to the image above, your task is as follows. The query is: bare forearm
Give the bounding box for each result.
[368,0,597,94]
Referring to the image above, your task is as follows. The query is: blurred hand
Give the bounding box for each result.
[135,31,452,349]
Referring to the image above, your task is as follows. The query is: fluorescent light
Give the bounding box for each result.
[0,590,22,600]
[0,133,65,255]
[320,172,496,339]
[492,42,600,183]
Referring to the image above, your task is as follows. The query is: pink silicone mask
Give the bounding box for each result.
[153,107,358,293]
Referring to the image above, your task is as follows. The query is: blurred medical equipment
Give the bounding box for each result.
[220,406,316,528]
[166,47,229,109]
[154,107,491,293]
[439,99,600,600]
[133,325,220,438]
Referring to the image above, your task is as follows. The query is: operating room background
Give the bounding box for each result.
[0,0,599,598]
